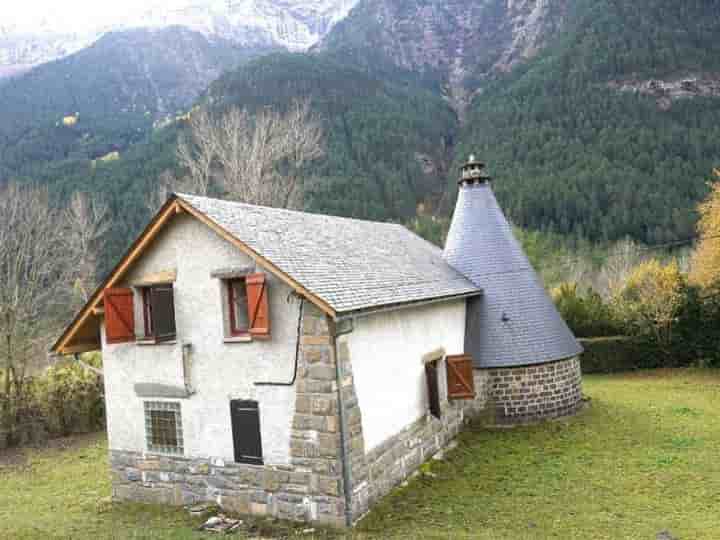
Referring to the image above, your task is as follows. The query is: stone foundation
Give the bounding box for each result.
[486,356,582,425]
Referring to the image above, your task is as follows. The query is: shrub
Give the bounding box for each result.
[552,282,618,337]
[578,337,669,373]
[0,354,104,447]
[610,259,685,349]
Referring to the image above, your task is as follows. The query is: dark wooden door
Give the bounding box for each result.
[229,400,263,465]
[425,361,441,419]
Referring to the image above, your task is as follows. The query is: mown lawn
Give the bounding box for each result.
[1,370,719,539]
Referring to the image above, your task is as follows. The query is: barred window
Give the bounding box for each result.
[144,401,183,455]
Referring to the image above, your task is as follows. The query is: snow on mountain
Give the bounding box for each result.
[0,0,358,72]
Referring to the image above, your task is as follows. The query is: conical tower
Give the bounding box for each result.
[444,155,582,369]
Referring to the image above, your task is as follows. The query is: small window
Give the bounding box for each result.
[221,273,270,340]
[227,278,250,336]
[140,285,176,342]
[144,401,183,455]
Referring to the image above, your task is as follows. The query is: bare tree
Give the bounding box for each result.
[599,237,644,297]
[0,183,76,438]
[178,99,324,209]
[64,192,111,304]
[176,107,216,197]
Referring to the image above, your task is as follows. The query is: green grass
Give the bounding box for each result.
[2,370,719,539]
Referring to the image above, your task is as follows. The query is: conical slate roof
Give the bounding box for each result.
[443,161,582,368]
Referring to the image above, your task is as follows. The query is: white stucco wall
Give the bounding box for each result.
[102,214,300,465]
[342,301,466,454]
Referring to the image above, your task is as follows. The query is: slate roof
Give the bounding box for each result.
[178,194,481,315]
[443,183,582,368]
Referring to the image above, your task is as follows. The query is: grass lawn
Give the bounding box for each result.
[1,369,719,539]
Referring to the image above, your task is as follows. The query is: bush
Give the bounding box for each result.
[552,282,619,337]
[0,354,104,447]
[610,259,685,348]
[579,337,670,373]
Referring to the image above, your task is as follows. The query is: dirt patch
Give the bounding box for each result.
[0,432,105,472]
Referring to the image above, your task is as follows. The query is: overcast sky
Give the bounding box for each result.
[2,0,201,33]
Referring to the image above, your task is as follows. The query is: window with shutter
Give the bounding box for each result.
[446,355,476,400]
[245,273,270,339]
[104,288,135,344]
[229,400,263,465]
[150,285,176,342]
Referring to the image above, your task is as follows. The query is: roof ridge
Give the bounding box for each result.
[176,192,408,229]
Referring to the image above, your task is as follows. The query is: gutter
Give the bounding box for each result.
[328,317,356,528]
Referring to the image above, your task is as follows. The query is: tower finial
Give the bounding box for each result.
[459,154,491,185]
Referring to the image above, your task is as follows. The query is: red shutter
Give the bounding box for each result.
[446,355,475,400]
[104,288,135,344]
[246,273,270,339]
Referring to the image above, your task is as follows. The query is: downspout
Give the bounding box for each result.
[328,317,355,528]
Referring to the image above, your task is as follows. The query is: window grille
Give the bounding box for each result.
[144,401,183,454]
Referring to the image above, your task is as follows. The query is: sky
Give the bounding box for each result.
[1,0,211,34]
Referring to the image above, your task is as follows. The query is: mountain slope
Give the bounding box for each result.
[457,0,720,244]
[207,53,457,220]
[0,26,260,179]
[317,0,568,116]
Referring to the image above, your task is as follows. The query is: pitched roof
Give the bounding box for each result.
[178,194,480,314]
[443,182,582,368]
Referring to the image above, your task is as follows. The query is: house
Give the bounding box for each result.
[51,156,583,527]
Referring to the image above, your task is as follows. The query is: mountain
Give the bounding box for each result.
[457,0,720,244]
[0,26,255,178]
[137,0,360,52]
[0,0,358,76]
[317,0,568,117]
[4,0,720,267]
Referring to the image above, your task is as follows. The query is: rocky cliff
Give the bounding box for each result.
[318,0,568,118]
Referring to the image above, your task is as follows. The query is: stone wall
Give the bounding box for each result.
[486,356,582,425]
[110,302,347,527]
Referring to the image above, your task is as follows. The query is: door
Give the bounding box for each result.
[425,361,442,419]
[229,400,263,465]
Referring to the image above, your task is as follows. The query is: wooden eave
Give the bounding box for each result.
[51,195,336,355]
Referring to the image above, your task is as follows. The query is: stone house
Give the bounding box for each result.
[52,156,583,527]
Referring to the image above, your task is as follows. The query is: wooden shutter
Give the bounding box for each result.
[425,361,442,419]
[104,288,135,344]
[230,400,263,465]
[446,355,476,400]
[150,285,176,342]
[246,273,270,338]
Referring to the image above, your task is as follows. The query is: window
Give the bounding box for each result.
[140,285,176,342]
[221,273,270,340]
[144,401,183,454]
[229,400,263,465]
[227,278,250,336]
